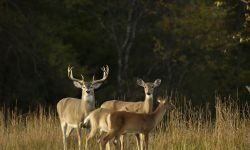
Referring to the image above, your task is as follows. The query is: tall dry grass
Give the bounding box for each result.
[0,97,249,150]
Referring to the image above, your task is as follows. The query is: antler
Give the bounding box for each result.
[246,85,250,93]
[92,65,109,84]
[241,0,249,4]
[68,65,83,82]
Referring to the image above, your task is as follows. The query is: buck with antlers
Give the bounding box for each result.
[57,65,109,150]
[100,78,161,150]
[98,97,175,150]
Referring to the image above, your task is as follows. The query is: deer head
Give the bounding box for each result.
[137,78,161,96]
[68,65,109,96]
[157,97,176,110]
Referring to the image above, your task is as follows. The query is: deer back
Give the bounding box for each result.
[101,100,144,113]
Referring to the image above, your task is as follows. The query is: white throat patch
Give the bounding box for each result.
[146,94,153,99]
[83,95,94,101]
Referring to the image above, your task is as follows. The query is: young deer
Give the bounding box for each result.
[57,65,109,150]
[82,108,140,150]
[100,97,175,150]
[82,108,115,150]
[101,78,161,150]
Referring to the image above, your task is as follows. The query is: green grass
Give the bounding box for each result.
[0,97,249,150]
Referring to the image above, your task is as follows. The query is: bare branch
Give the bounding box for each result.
[121,0,136,50]
[123,0,151,73]
[98,16,121,50]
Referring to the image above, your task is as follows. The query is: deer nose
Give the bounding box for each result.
[146,92,151,95]
[86,90,90,94]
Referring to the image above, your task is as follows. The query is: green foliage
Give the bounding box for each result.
[149,0,249,103]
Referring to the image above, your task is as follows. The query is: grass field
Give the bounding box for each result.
[0,97,249,150]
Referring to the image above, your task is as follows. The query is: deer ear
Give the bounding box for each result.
[157,96,162,103]
[153,79,161,87]
[157,96,162,100]
[93,82,102,89]
[73,81,82,88]
[137,78,145,87]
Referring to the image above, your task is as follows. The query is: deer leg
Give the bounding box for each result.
[85,134,89,150]
[61,122,68,150]
[119,135,124,150]
[76,127,82,150]
[85,127,98,150]
[98,131,111,150]
[66,126,74,150]
[140,134,144,150]
[66,126,73,137]
[114,136,121,150]
[135,133,141,150]
[144,133,149,150]
[106,141,111,150]
[101,130,118,150]
[99,134,106,150]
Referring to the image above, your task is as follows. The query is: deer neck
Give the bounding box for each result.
[152,104,167,126]
[81,91,95,101]
[143,94,153,113]
[81,92,95,113]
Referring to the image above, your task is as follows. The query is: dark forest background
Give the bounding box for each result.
[0,0,249,112]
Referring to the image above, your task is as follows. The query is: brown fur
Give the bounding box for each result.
[101,79,161,150]
[100,99,175,150]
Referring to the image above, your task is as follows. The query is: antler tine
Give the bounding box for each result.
[81,74,84,81]
[105,65,109,74]
[101,65,109,77]
[92,65,109,84]
[67,65,82,82]
[246,85,250,93]
[92,75,95,81]
[67,65,72,78]
[103,65,109,77]
[67,65,73,75]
